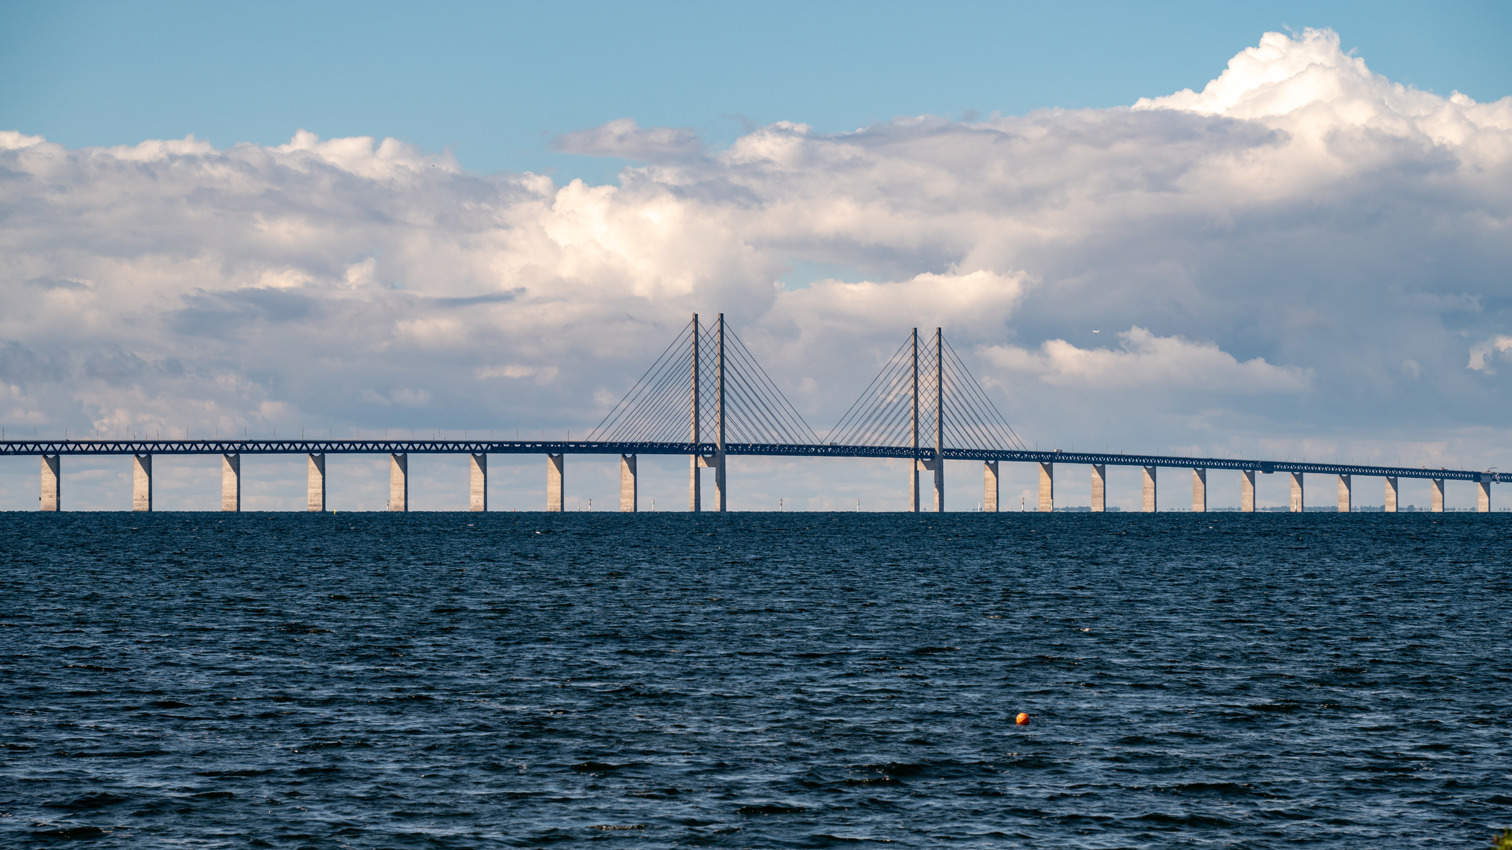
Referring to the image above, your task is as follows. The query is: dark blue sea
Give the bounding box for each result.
[2,512,1509,847]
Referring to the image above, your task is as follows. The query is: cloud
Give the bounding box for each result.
[552,118,705,162]
[2,27,1511,497]
[1468,335,1512,372]
[984,327,1313,393]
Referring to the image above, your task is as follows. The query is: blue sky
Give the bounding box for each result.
[3,0,1508,183]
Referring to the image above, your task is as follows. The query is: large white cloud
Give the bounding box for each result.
[985,327,1313,393]
[2,28,1511,509]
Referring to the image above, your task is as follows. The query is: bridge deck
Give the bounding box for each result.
[1,440,1500,483]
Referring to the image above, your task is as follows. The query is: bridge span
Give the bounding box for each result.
[5,316,1501,512]
[2,438,1501,513]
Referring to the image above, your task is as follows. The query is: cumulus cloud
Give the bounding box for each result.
[1468,335,1512,372]
[552,118,705,162]
[985,327,1313,393]
[2,28,1511,489]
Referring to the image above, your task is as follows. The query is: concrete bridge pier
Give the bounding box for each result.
[390,453,408,512]
[1431,478,1445,512]
[1241,470,1256,512]
[1289,472,1304,512]
[690,457,701,512]
[694,453,724,511]
[132,454,152,512]
[41,454,59,512]
[221,454,240,512]
[1385,476,1398,512]
[620,455,637,512]
[912,458,941,512]
[1141,466,1157,512]
[1192,468,1206,513]
[908,461,920,512]
[1038,462,1053,512]
[307,453,326,512]
[1337,474,1351,513]
[1478,479,1491,512]
[470,453,487,512]
[546,453,563,512]
[983,461,998,512]
[1090,464,1105,512]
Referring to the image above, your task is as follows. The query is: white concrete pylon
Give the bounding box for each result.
[470,453,487,512]
[1289,472,1304,512]
[132,453,152,512]
[983,461,999,512]
[390,453,408,512]
[689,313,701,513]
[1477,479,1491,512]
[1141,466,1157,512]
[620,455,637,512]
[1038,462,1053,512]
[1192,468,1206,513]
[221,454,240,512]
[307,453,326,512]
[1431,478,1445,512]
[545,453,563,512]
[40,454,60,512]
[1090,464,1105,512]
[1385,476,1399,512]
[1241,470,1256,513]
[1337,474,1351,513]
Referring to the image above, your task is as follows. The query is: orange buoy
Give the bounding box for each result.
[1015,712,1031,726]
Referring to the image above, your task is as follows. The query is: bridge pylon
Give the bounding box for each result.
[588,313,817,512]
[825,328,1028,511]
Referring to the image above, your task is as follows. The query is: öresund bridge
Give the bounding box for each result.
[4,315,1504,513]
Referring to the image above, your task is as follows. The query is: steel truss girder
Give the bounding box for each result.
[1,440,1501,483]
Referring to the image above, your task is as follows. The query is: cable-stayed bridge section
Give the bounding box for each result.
[4,314,1505,512]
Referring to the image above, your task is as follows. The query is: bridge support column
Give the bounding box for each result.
[1090,464,1105,512]
[132,454,152,512]
[222,454,240,512]
[1141,466,1157,512]
[1241,470,1256,512]
[1337,474,1351,513]
[983,461,998,512]
[620,455,637,512]
[909,461,919,512]
[307,453,326,512]
[1385,476,1398,513]
[714,454,727,512]
[546,454,563,512]
[934,458,945,513]
[1430,478,1444,512]
[470,453,487,512]
[690,456,701,512]
[1478,479,1491,512]
[1192,468,1206,513]
[1289,472,1304,512]
[1038,462,1053,512]
[390,453,408,512]
[40,454,59,512]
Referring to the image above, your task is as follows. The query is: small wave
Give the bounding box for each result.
[736,803,807,815]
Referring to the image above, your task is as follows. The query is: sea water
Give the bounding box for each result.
[1,512,1509,847]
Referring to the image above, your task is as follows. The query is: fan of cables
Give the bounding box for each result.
[588,317,819,446]
[822,331,1028,452]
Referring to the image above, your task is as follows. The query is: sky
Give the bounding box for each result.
[2,1,1511,511]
